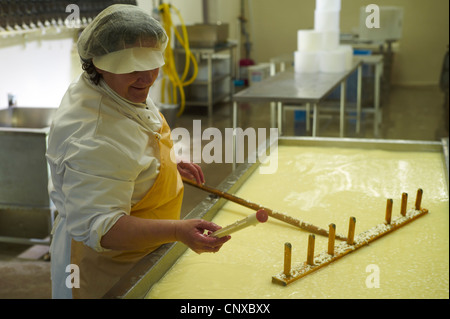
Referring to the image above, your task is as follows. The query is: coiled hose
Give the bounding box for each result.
[158,3,198,116]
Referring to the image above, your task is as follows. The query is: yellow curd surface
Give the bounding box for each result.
[147,146,449,299]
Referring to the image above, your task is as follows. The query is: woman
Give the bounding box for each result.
[46,4,230,299]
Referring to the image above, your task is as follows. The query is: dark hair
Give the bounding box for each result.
[81,59,102,85]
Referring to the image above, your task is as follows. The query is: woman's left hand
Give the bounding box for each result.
[177,161,205,185]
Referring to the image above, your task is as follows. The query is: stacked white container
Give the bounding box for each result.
[295,0,353,74]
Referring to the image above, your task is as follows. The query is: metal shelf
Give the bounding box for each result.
[174,42,237,122]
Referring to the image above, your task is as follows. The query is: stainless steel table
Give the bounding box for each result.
[233,58,363,138]
[268,54,383,137]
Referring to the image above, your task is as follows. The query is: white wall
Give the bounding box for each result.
[249,0,449,86]
[148,0,449,86]
[0,1,241,109]
[137,0,241,42]
[0,29,79,108]
[1,0,446,109]
[137,0,241,104]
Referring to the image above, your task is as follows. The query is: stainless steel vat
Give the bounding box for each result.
[0,107,57,245]
[0,107,56,129]
[176,23,229,48]
[104,137,449,298]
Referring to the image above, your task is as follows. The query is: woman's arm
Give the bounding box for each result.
[100,159,226,253]
[100,215,230,254]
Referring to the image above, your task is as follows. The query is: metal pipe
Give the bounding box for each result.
[202,0,209,24]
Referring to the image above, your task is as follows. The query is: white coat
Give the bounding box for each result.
[46,73,163,298]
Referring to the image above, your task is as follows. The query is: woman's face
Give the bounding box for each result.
[97,68,160,103]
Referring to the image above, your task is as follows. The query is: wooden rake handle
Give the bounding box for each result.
[182,177,347,241]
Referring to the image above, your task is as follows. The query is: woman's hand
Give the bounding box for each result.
[101,216,229,253]
[175,219,230,254]
[177,161,205,185]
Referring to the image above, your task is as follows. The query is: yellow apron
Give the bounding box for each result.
[71,114,184,299]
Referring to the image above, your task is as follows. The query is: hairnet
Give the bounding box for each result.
[77,4,168,74]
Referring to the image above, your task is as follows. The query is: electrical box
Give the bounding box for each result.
[359,6,404,42]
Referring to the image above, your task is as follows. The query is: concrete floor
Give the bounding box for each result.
[0,84,448,299]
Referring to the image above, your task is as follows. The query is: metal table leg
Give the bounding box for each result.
[306,103,311,132]
[232,101,238,171]
[277,102,283,136]
[356,64,362,134]
[207,53,213,126]
[340,80,347,137]
[312,103,318,137]
[270,102,276,129]
[374,61,382,137]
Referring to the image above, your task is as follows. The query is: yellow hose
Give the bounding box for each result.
[158,3,199,116]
